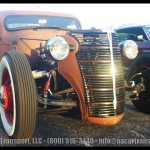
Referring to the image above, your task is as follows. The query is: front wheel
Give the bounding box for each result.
[0,51,37,139]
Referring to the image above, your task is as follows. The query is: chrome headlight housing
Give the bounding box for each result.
[121,40,138,60]
[46,37,69,61]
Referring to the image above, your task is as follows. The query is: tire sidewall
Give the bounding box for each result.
[0,55,16,137]
[128,53,150,81]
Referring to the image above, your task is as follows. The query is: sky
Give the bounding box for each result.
[0,3,150,30]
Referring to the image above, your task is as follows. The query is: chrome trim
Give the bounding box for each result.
[107,31,117,110]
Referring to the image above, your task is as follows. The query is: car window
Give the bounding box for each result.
[116,33,138,42]
[116,27,148,40]
[4,15,82,31]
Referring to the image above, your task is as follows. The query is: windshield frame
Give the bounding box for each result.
[143,25,150,41]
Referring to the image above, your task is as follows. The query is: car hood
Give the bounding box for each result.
[10,29,68,43]
[136,41,150,50]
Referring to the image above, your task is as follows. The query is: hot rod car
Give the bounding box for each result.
[116,25,150,115]
[0,10,144,140]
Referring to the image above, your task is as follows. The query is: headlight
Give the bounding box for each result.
[121,40,138,60]
[46,37,69,60]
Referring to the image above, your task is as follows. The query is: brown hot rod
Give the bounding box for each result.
[0,10,144,140]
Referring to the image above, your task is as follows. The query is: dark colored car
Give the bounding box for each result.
[116,25,150,115]
[0,10,143,140]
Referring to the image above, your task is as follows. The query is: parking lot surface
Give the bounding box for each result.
[0,93,150,147]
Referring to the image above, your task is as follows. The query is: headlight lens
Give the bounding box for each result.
[46,37,69,60]
[122,40,138,59]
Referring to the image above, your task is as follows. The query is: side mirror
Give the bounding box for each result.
[137,35,144,41]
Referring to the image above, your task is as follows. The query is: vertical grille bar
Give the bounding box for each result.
[107,31,117,110]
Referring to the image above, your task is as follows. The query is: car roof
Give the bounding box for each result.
[115,24,150,31]
[0,10,79,20]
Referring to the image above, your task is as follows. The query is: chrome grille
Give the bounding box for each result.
[70,31,125,118]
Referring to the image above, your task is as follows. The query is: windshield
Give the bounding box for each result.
[116,26,148,40]
[116,33,138,42]
[4,15,82,31]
